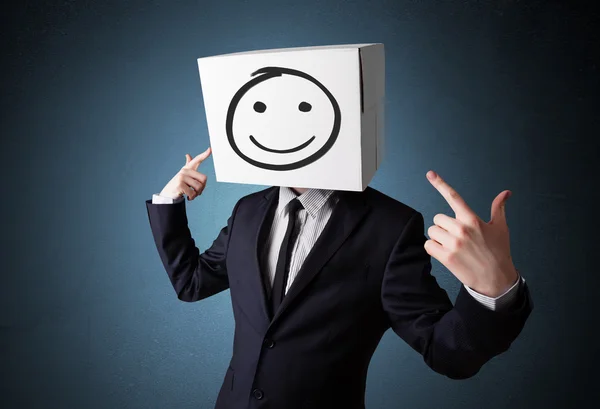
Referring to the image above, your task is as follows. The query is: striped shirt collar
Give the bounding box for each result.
[277,187,335,219]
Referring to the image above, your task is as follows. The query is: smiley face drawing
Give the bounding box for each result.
[225,67,341,171]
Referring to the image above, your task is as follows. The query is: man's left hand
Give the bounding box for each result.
[424,171,519,298]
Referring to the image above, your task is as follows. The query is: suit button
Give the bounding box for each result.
[252,388,264,400]
[263,338,275,349]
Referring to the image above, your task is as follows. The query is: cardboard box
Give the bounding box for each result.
[197,43,385,191]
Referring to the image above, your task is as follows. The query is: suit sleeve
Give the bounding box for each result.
[381,211,533,379]
[146,197,241,302]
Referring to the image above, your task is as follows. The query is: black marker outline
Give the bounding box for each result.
[249,135,316,153]
[225,66,341,171]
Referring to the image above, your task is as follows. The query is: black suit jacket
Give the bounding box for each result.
[146,186,533,409]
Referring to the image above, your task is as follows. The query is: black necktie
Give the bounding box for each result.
[270,198,304,316]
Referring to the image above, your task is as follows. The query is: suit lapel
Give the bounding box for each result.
[269,190,371,327]
[249,187,279,325]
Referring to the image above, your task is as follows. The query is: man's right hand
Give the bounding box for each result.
[159,147,212,201]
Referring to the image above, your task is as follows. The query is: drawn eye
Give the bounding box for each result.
[298,102,312,112]
[253,101,267,113]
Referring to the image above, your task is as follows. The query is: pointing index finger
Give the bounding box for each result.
[185,147,212,170]
[426,171,474,218]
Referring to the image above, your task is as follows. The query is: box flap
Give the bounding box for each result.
[198,43,378,61]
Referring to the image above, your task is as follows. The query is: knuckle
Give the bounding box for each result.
[453,238,463,250]
[466,216,479,226]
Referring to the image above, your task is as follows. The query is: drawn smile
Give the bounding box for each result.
[249,135,316,154]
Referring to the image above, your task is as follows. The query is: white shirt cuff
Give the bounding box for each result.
[464,275,525,311]
[151,194,185,204]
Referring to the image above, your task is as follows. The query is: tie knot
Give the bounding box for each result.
[287,198,303,215]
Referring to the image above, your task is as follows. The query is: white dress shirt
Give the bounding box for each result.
[152,188,523,310]
[260,187,338,298]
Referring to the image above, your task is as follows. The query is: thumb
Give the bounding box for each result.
[490,190,511,225]
[184,153,192,166]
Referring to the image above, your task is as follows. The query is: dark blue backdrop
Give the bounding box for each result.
[1,1,596,408]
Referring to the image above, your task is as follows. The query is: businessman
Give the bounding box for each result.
[146,146,533,409]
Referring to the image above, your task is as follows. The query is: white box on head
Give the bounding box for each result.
[197,43,385,191]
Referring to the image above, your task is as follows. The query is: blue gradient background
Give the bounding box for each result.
[1,1,596,408]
